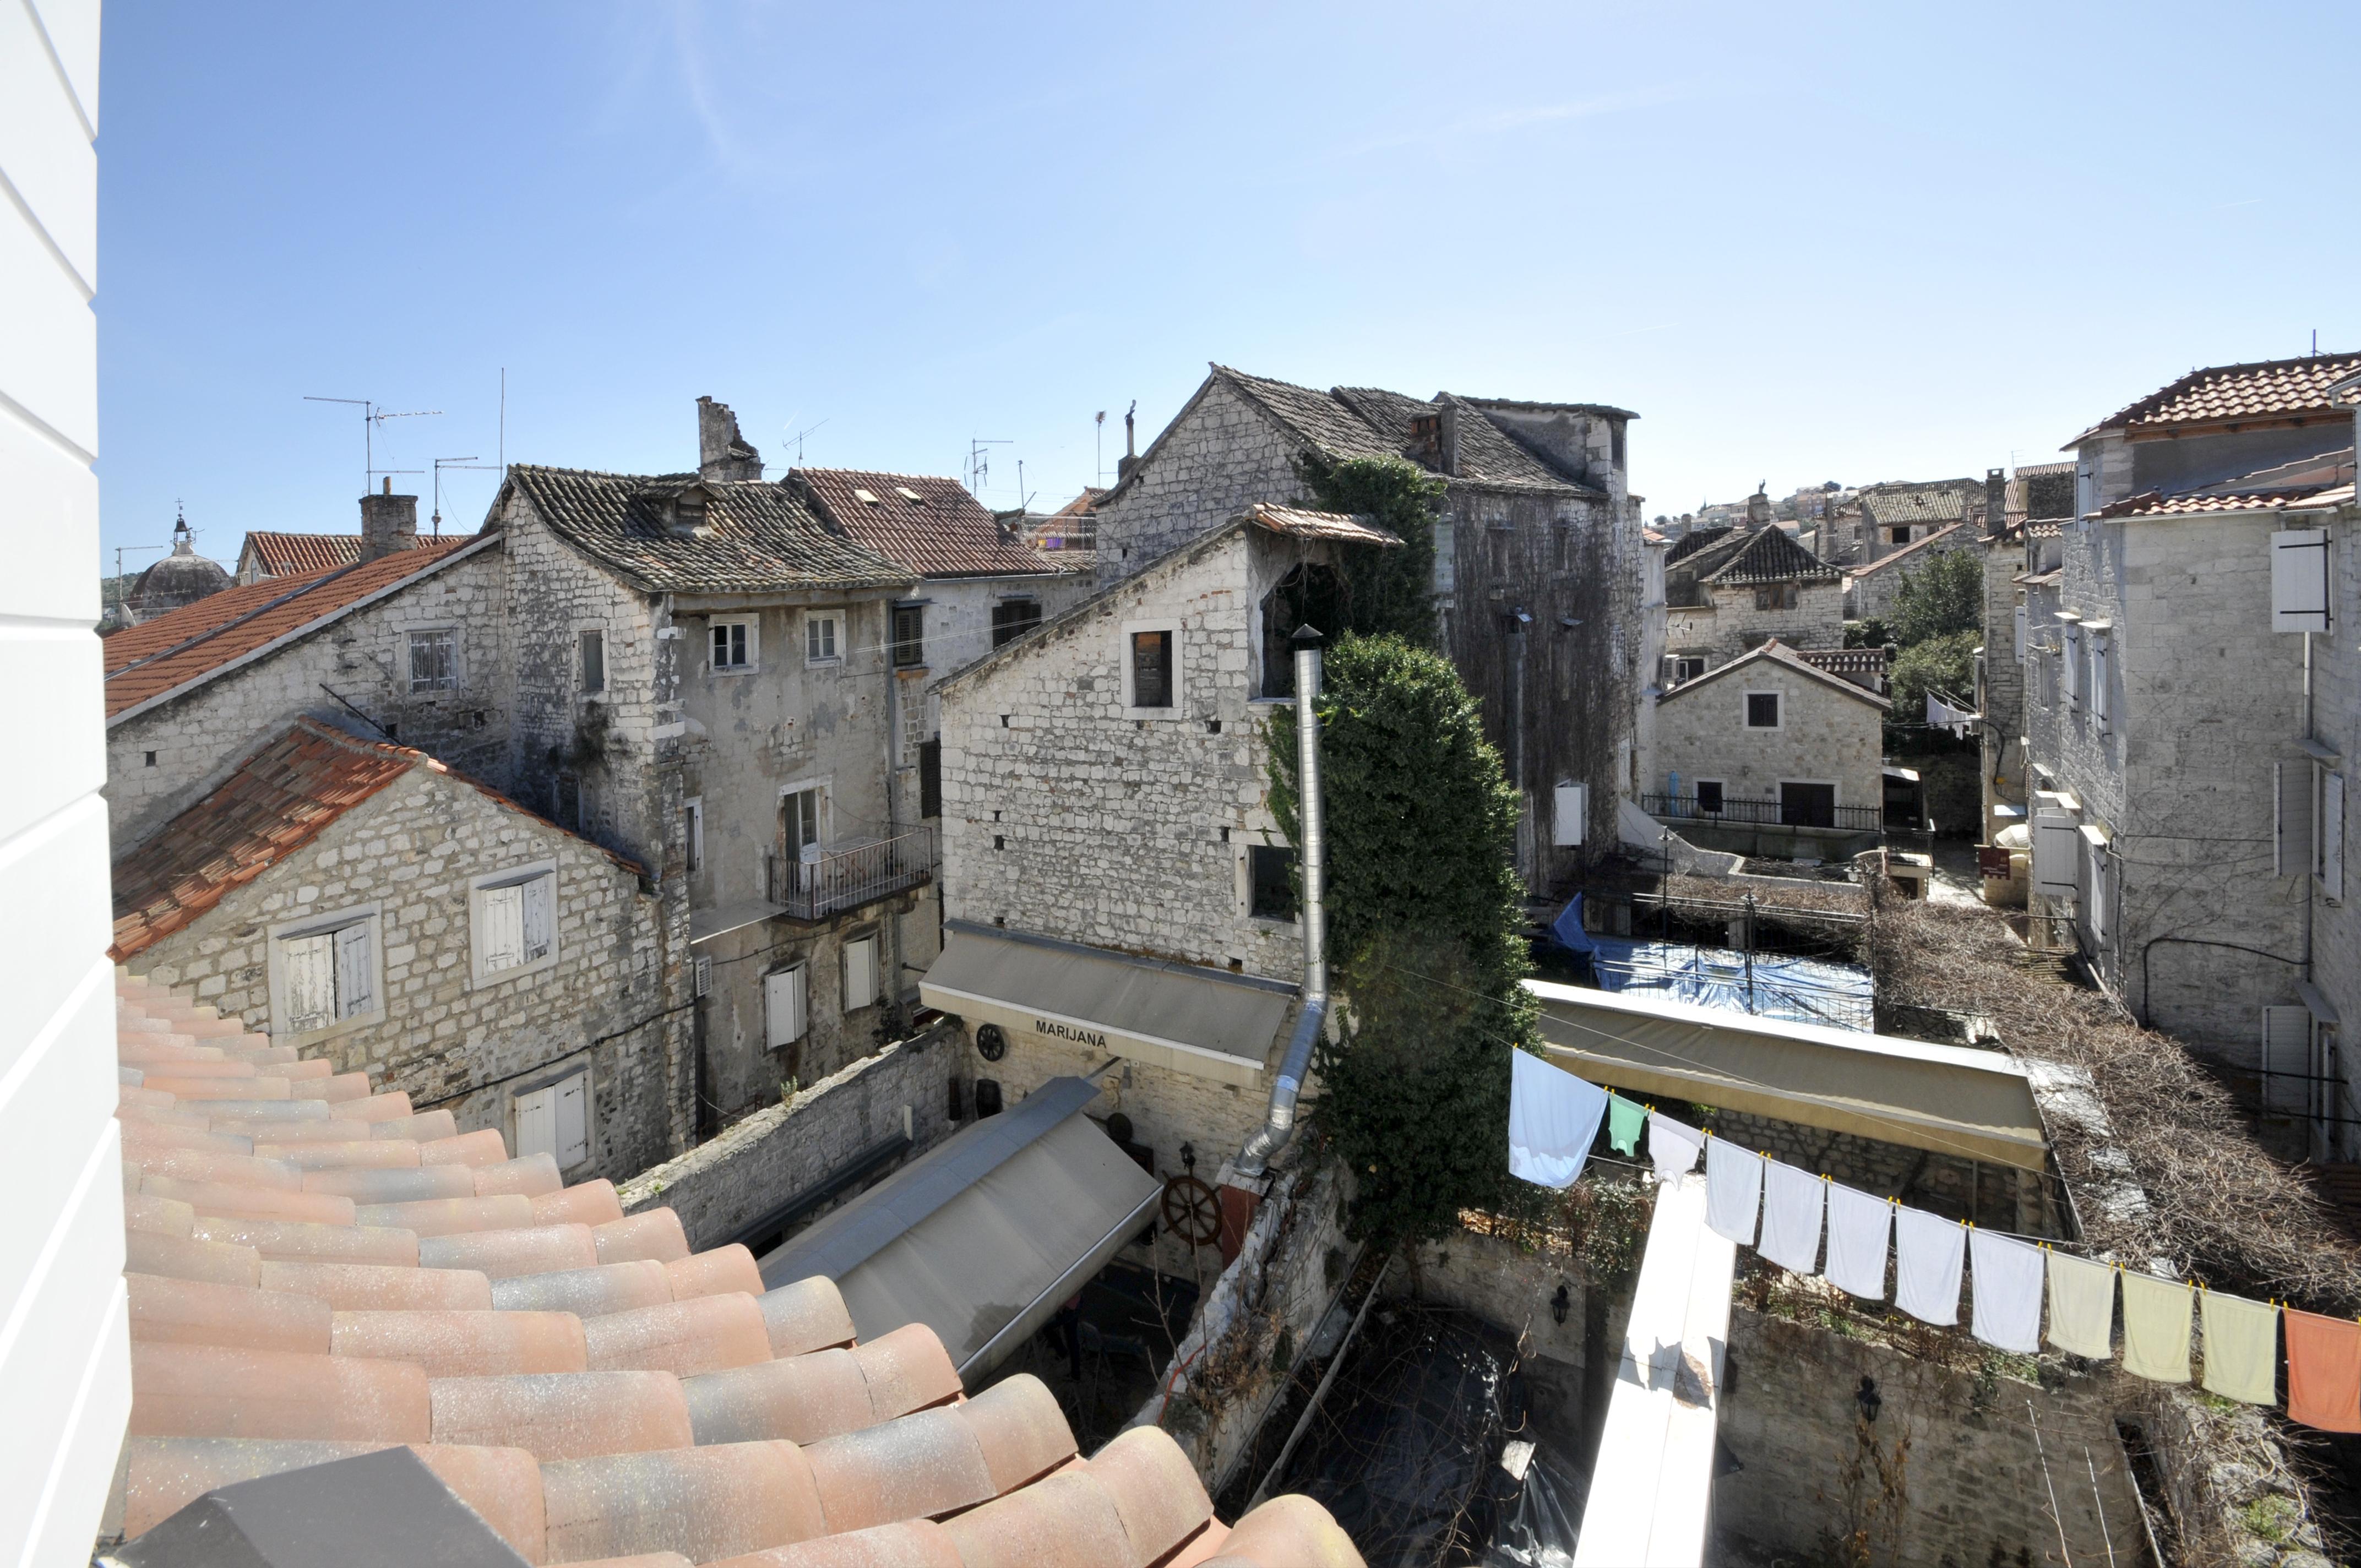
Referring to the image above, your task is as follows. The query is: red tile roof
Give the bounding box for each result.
[1247,503,1401,547]
[2078,353,2361,442]
[2092,487,2337,520]
[106,973,1363,1567]
[104,539,480,720]
[1052,488,1107,518]
[1657,638,1891,711]
[797,469,1062,580]
[240,532,436,578]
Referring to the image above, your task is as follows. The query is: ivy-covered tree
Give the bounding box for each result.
[1293,455,1441,646]
[1889,549,1983,646]
[1268,633,1538,1247]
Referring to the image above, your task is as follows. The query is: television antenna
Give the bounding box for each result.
[966,437,1012,496]
[784,417,829,467]
[303,396,443,493]
[432,456,501,536]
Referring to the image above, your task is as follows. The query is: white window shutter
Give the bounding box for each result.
[1552,781,1586,846]
[2277,760,2314,878]
[555,1073,588,1168]
[843,937,879,1012]
[2091,638,2110,727]
[2032,810,2079,897]
[2014,604,2027,660]
[521,874,553,962]
[766,965,808,1048]
[514,1084,556,1161]
[283,934,336,1033]
[335,922,375,1019]
[2061,625,2081,706]
[480,885,524,972]
[2086,840,2107,938]
[2271,529,2331,633]
[2262,1006,2312,1114]
[2322,770,2346,901]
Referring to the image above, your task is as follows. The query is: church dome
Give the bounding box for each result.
[127,512,231,622]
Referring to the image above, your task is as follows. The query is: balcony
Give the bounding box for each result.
[1640,791,1883,835]
[765,827,935,921]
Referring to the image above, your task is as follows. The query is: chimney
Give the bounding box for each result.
[697,396,763,483]
[1745,483,1772,529]
[1985,467,2006,539]
[1437,403,1462,478]
[358,477,417,563]
[1407,412,1443,467]
[1116,399,1140,483]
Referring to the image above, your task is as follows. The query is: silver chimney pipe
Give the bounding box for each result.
[1238,624,1329,1177]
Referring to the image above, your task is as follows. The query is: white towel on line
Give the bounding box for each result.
[1894,1206,1965,1326]
[1704,1140,1763,1245]
[1647,1114,1702,1182]
[1756,1161,1825,1275]
[2044,1249,2117,1359]
[1506,1049,1609,1190]
[1823,1182,1892,1300]
[1968,1229,2044,1354]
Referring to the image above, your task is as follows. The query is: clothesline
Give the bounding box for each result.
[1505,1048,2361,1435]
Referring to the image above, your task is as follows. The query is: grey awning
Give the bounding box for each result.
[918,921,1293,1087]
[757,1076,1162,1379]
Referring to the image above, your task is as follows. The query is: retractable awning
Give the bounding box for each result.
[919,921,1294,1087]
[757,1076,1162,1379]
[1526,979,2049,1171]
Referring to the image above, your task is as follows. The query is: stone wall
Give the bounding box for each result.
[106,541,511,852]
[1849,525,1983,624]
[1092,379,1306,586]
[121,762,689,1180]
[616,1023,958,1251]
[1664,577,1845,667]
[1651,658,1885,818]
[1715,1304,2146,1568]
[1978,534,2028,841]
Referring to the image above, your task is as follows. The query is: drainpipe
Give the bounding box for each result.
[1237,624,1330,1178]
[1508,608,1532,874]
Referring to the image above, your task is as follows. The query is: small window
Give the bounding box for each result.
[890,606,926,668]
[278,913,379,1035]
[514,1071,587,1169]
[711,619,754,671]
[408,629,457,693]
[842,934,880,1012]
[991,599,1043,649]
[683,798,704,875]
[1131,630,1173,709]
[1745,692,1781,729]
[806,613,840,663]
[1249,845,1297,922]
[144,750,157,767]
[472,866,557,985]
[766,964,809,1049]
[1890,526,1910,546]
[1753,582,1798,612]
[1674,657,1707,684]
[579,630,605,694]
[1696,780,1726,815]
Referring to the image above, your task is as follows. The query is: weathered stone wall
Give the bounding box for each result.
[1092,380,1306,586]
[1650,659,1884,817]
[617,1023,958,1251]
[2303,487,2361,1157]
[121,763,689,1180]
[1664,576,1844,667]
[106,541,512,852]
[1979,535,2029,841]
[1715,1305,2145,1568]
[1848,525,1983,624]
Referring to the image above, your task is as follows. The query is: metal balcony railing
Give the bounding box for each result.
[766,828,935,920]
[1641,792,1883,834]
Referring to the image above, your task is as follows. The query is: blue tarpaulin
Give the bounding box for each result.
[1585,936,1873,1032]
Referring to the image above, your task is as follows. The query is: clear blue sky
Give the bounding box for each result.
[95,1,2361,568]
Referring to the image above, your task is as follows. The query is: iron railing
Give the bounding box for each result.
[766,828,935,920]
[1641,791,1883,834]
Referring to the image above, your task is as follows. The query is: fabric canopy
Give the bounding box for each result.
[921,921,1295,1086]
[758,1076,1162,1378]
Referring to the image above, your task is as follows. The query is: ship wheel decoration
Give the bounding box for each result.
[975,1023,1008,1062]
[1161,1174,1222,1248]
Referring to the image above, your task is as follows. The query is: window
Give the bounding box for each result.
[274,910,379,1036]
[514,1071,587,1169]
[890,605,926,668]
[408,629,457,693]
[2272,528,2332,634]
[806,613,840,663]
[782,785,824,879]
[1754,582,1798,612]
[1674,656,1707,684]
[1249,845,1297,922]
[1696,780,1726,815]
[842,933,880,1012]
[1744,691,1781,729]
[1432,520,1456,595]
[2276,760,2314,878]
[991,600,1043,649]
[578,630,605,694]
[1779,782,1836,829]
[683,797,704,875]
[918,739,942,819]
[144,750,157,767]
[471,865,557,986]
[766,964,809,1049]
[1130,630,1173,709]
[710,619,755,671]
[1890,526,1910,546]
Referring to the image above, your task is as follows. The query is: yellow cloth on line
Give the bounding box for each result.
[2200,1291,2281,1406]
[2120,1272,2193,1384]
[2044,1250,2115,1359]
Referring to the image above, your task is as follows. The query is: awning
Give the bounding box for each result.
[1525,979,2049,1171]
[758,1076,1162,1379]
[918,921,1294,1087]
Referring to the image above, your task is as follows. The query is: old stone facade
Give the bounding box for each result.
[1089,366,1643,894]
[1649,640,1889,838]
[1845,519,1979,623]
[1660,523,1844,672]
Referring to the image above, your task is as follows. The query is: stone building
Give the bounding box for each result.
[489,399,936,1133]
[1088,364,1642,892]
[1852,478,1979,565]
[921,504,1400,1249]
[1843,518,1981,623]
[1660,523,1843,676]
[110,716,683,1179]
[1646,639,1890,857]
[2015,353,2359,1101]
[121,510,231,624]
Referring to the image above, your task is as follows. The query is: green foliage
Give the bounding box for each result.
[1293,455,1442,646]
[1887,630,1979,740]
[1888,549,1983,646]
[1844,617,1894,651]
[1268,633,1537,1248]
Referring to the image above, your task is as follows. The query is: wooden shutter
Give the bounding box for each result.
[2277,761,2314,879]
[334,921,375,1019]
[2321,769,2346,902]
[2061,625,2081,705]
[514,1084,556,1161]
[766,965,808,1048]
[2271,529,2331,633]
[2085,837,2107,938]
[478,884,525,973]
[919,739,942,819]
[521,874,553,962]
[1552,781,1586,847]
[282,933,336,1033]
[843,937,879,1012]
[555,1073,588,1168]
[2032,810,2079,897]
[2090,637,2110,728]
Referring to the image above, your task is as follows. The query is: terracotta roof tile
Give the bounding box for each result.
[1247,503,1401,548]
[2083,352,2361,438]
[798,469,1063,579]
[2092,487,2338,519]
[239,531,433,578]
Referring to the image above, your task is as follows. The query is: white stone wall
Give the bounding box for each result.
[1651,663,1884,814]
[1,4,130,1556]
[1091,380,1306,586]
[1849,526,1983,623]
[2302,480,2361,1157]
[105,542,511,852]
[1663,578,1843,666]
[123,765,688,1178]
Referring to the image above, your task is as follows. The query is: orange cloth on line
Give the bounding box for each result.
[2284,1311,2361,1433]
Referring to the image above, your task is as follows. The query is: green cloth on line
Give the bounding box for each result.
[2200,1291,2281,1406]
[1607,1095,1646,1156]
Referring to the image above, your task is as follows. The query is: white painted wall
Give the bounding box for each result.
[0,1,132,1562]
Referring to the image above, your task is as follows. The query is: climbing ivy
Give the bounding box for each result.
[1292,454,1441,646]
[1268,633,1538,1248]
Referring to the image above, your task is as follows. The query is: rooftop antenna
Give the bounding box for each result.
[785,417,829,467]
[1095,410,1106,487]
[498,368,505,473]
[1017,459,1034,513]
[432,456,498,537]
[966,437,1011,496]
[303,396,443,492]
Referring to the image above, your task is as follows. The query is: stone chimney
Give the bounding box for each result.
[1985,467,2006,538]
[697,396,763,483]
[1116,399,1140,483]
[1437,403,1462,478]
[358,478,418,563]
[1745,484,1772,529]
